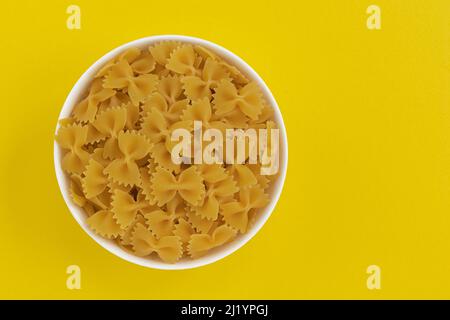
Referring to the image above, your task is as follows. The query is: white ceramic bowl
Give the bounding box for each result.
[54,35,288,270]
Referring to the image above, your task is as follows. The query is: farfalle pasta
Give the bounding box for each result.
[55,40,280,264]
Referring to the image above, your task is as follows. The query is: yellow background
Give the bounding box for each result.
[0,0,449,299]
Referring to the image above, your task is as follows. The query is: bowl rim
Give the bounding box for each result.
[54,34,288,270]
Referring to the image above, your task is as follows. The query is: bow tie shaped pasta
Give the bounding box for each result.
[186,211,215,234]
[192,173,238,221]
[141,107,192,152]
[157,75,184,105]
[97,91,130,115]
[221,186,270,233]
[145,210,178,239]
[69,172,112,215]
[103,59,159,106]
[95,47,141,78]
[92,107,127,159]
[151,166,205,206]
[104,130,152,187]
[73,78,115,123]
[82,159,108,199]
[119,214,146,246]
[69,174,98,215]
[145,195,186,238]
[213,79,264,121]
[143,92,188,125]
[196,164,228,184]
[228,164,258,189]
[139,160,157,205]
[219,60,249,85]
[150,142,181,174]
[173,217,195,246]
[188,225,237,258]
[128,51,156,75]
[111,189,152,228]
[56,123,90,174]
[181,58,230,100]
[132,223,183,263]
[87,210,122,239]
[149,41,181,66]
[181,97,229,132]
[166,45,201,76]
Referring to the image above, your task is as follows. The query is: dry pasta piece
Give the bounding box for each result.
[98,91,131,113]
[166,193,188,218]
[107,179,133,195]
[192,174,238,220]
[157,75,183,105]
[85,123,107,145]
[144,209,176,239]
[139,160,157,205]
[73,78,116,123]
[69,174,89,208]
[151,166,205,206]
[56,123,90,174]
[112,189,149,229]
[82,159,108,199]
[153,64,171,77]
[221,185,269,233]
[130,51,156,74]
[196,164,227,184]
[141,107,192,152]
[124,102,140,130]
[219,60,249,85]
[119,214,146,246]
[166,45,199,76]
[194,45,219,62]
[144,194,186,238]
[70,173,110,211]
[149,41,180,66]
[181,97,228,132]
[90,148,109,167]
[92,107,127,160]
[131,223,182,263]
[213,79,263,120]
[103,59,158,106]
[174,217,195,245]
[95,47,142,79]
[92,189,113,210]
[181,58,229,100]
[118,47,141,63]
[87,210,122,239]
[228,164,257,188]
[150,142,180,173]
[95,58,116,79]
[104,131,152,187]
[186,211,215,234]
[142,92,188,124]
[188,224,236,258]
[211,107,248,128]
[249,103,274,126]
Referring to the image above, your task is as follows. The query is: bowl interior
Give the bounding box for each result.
[54,35,288,270]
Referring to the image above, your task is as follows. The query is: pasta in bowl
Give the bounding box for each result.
[54,35,287,269]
